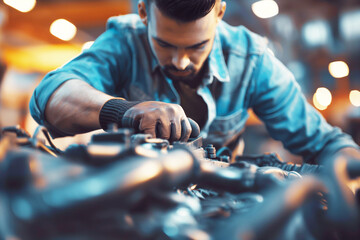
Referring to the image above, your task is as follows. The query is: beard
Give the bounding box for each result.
[161,64,197,82]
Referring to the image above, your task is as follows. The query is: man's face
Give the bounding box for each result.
[146,3,220,82]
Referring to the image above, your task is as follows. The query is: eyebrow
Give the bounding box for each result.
[152,36,210,49]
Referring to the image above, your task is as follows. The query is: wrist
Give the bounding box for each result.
[99,98,141,131]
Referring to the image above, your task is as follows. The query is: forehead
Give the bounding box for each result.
[148,3,218,46]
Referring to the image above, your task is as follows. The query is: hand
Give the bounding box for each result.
[121,101,199,142]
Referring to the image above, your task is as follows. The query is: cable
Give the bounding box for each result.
[32,126,61,155]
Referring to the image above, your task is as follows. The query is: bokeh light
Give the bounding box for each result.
[302,20,331,47]
[252,0,279,19]
[82,41,94,51]
[328,61,349,78]
[349,90,360,107]
[3,0,36,13]
[50,19,77,41]
[313,87,332,110]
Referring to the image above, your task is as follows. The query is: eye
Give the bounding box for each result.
[156,40,173,48]
[189,43,206,50]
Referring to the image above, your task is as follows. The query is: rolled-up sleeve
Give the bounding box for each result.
[251,50,359,163]
[29,26,132,136]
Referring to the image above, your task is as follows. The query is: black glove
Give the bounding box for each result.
[99,99,200,142]
[99,98,141,130]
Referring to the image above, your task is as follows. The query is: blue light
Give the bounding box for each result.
[340,9,360,41]
[11,197,33,220]
[302,20,331,47]
[163,222,179,237]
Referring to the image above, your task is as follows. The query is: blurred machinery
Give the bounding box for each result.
[0,2,359,238]
[0,125,359,240]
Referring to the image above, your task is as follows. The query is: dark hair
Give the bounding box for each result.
[142,0,217,22]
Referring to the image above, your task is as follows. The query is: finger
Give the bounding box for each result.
[122,110,136,127]
[139,116,156,138]
[155,120,171,140]
[180,118,192,142]
[188,118,200,138]
[122,112,141,132]
[122,117,140,131]
[169,120,181,142]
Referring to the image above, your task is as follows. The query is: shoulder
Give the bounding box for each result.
[106,14,146,34]
[93,14,147,51]
[217,21,268,56]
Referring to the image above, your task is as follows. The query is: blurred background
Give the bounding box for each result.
[0,0,359,162]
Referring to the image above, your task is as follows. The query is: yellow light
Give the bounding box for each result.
[313,94,327,111]
[252,0,279,19]
[3,44,82,72]
[316,87,332,106]
[50,19,77,41]
[82,41,94,51]
[349,90,360,107]
[3,0,36,13]
[190,184,197,190]
[328,61,349,78]
[313,87,332,110]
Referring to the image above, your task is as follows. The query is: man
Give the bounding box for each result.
[30,0,359,164]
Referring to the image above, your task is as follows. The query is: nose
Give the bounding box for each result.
[171,50,190,71]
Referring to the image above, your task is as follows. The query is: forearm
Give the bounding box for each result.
[44,79,199,141]
[45,79,113,135]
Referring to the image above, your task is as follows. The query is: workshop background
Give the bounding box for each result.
[0,0,359,163]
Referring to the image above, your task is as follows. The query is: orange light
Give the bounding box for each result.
[3,44,82,72]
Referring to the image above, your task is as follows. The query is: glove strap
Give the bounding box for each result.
[99,98,141,131]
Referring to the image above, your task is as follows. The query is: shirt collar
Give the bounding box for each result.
[150,30,230,83]
[208,30,230,83]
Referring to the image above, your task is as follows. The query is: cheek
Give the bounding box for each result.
[190,52,207,65]
[149,42,171,65]
[190,47,212,67]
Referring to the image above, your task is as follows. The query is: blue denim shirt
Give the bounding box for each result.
[30,14,358,163]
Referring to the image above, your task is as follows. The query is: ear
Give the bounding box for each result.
[217,1,226,22]
[138,1,148,26]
